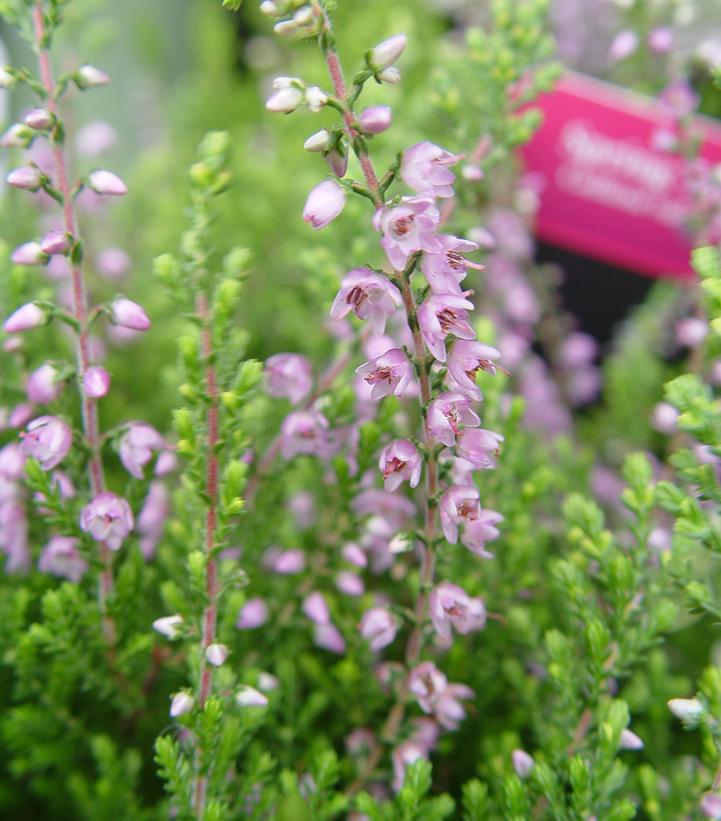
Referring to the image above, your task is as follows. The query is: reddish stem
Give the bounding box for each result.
[32,1,115,646]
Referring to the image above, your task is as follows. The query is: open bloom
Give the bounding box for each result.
[439,485,481,543]
[456,428,504,470]
[417,292,475,363]
[447,340,504,400]
[303,180,346,229]
[119,422,166,479]
[80,491,134,550]
[401,142,459,198]
[374,197,441,270]
[356,347,413,400]
[462,509,503,557]
[359,607,398,651]
[427,392,480,447]
[38,536,87,583]
[265,353,313,404]
[20,416,72,470]
[379,439,421,491]
[330,268,402,335]
[421,235,483,293]
[408,662,474,730]
[429,581,486,646]
[280,409,330,459]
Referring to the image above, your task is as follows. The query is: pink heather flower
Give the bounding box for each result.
[155,450,177,476]
[0,502,30,574]
[20,416,72,470]
[374,197,442,271]
[0,443,26,480]
[1,123,32,148]
[336,570,364,597]
[417,292,475,363]
[379,439,422,492]
[264,547,306,574]
[609,30,638,63]
[401,142,459,198]
[330,268,402,335]
[96,247,129,279]
[265,353,313,404]
[651,402,679,435]
[88,169,127,196]
[342,542,367,567]
[76,121,117,156]
[439,485,481,544]
[40,230,70,256]
[7,165,43,191]
[304,129,330,152]
[619,729,644,750]
[447,340,504,400]
[236,597,268,629]
[110,298,151,330]
[26,363,63,404]
[12,241,48,266]
[456,428,503,470]
[153,614,184,639]
[462,509,503,557]
[369,35,407,70]
[236,686,269,707]
[170,692,194,718]
[392,742,426,793]
[8,403,34,429]
[421,235,483,294]
[119,422,165,479]
[303,180,346,230]
[359,607,398,651]
[429,581,486,646]
[80,491,134,550]
[408,661,447,713]
[38,535,87,583]
[558,332,597,368]
[280,409,329,459]
[512,749,535,779]
[4,302,47,333]
[701,793,721,819]
[648,27,673,54]
[206,643,229,666]
[358,105,392,134]
[427,392,480,447]
[356,347,414,400]
[83,366,111,399]
[266,77,304,113]
[76,64,110,88]
[25,108,52,130]
[302,592,330,625]
[314,622,346,654]
[410,717,441,753]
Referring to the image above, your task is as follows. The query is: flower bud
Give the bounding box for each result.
[305,86,328,112]
[236,597,268,629]
[325,148,347,178]
[109,298,151,331]
[4,303,47,333]
[259,1,277,14]
[273,19,298,37]
[170,692,194,717]
[369,35,407,70]
[7,166,43,191]
[302,179,346,229]
[83,366,111,399]
[153,614,184,639]
[206,643,229,666]
[358,105,392,135]
[40,232,71,258]
[302,592,330,625]
[88,169,127,196]
[236,686,269,707]
[1,123,33,148]
[609,30,638,62]
[12,241,49,266]
[377,66,401,84]
[266,85,304,113]
[24,108,53,130]
[75,64,111,89]
[619,729,644,750]
[26,363,63,404]
[512,749,534,778]
[668,697,703,723]
[304,129,330,152]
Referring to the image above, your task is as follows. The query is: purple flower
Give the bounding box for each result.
[359,607,398,651]
[88,169,127,196]
[427,392,480,447]
[369,35,407,70]
[358,105,392,135]
[26,363,63,404]
[408,662,473,730]
[400,142,459,198]
[7,165,43,191]
[330,268,402,335]
[619,729,644,750]
[302,592,330,625]
[701,793,721,819]
[660,79,699,118]
[439,485,482,543]
[40,230,70,256]
[80,491,134,550]
[447,340,504,400]
[356,347,414,400]
[280,409,330,459]
[417,292,475,363]
[512,750,535,778]
[38,535,87,583]
[83,366,111,399]
[303,180,346,230]
[558,332,597,368]
[456,428,504,470]
[236,597,268,629]
[314,622,346,654]
[429,581,486,646]
[12,241,49,266]
[0,443,26,480]
[265,353,313,404]
[379,439,422,491]
[648,27,673,54]
[264,547,306,574]
[3,302,47,333]
[119,422,165,479]
[421,235,483,294]
[342,542,367,567]
[609,30,638,63]
[109,298,150,330]
[462,509,503,557]
[336,570,364,597]
[20,416,72,470]
[374,197,441,271]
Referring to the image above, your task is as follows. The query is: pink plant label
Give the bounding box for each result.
[520,72,721,281]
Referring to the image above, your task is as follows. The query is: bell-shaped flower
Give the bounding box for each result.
[456,428,504,470]
[358,105,392,135]
[379,439,421,491]
[280,409,330,459]
[369,35,407,70]
[12,241,48,266]
[303,180,346,230]
[170,692,194,718]
[427,392,480,447]
[119,422,165,479]
[447,340,504,400]
[80,491,134,550]
[88,168,127,196]
[83,365,111,398]
[356,347,413,400]
[421,235,483,293]
[462,509,503,557]
[4,302,47,333]
[265,353,313,404]
[330,268,402,335]
[401,141,459,198]
[417,292,475,363]
[109,297,150,330]
[374,197,441,271]
[359,607,398,651]
[429,581,486,646]
[439,484,481,544]
[20,415,72,470]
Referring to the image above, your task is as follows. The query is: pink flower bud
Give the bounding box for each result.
[512,749,534,778]
[336,570,364,597]
[40,230,70,256]
[205,643,229,666]
[359,607,398,651]
[7,165,43,191]
[76,120,117,156]
[83,366,111,398]
[11,241,49,266]
[342,543,367,567]
[76,64,111,88]
[314,622,346,654]
[20,415,72,470]
[369,35,407,70]
[236,597,268,629]
[95,246,130,280]
[701,793,721,819]
[609,30,638,62]
[651,402,678,434]
[80,491,134,550]
[358,106,392,135]
[236,686,269,707]
[24,108,53,130]
[8,402,34,428]
[110,298,151,330]
[153,614,184,639]
[88,168,127,196]
[1,123,33,148]
[26,363,63,404]
[619,729,644,750]
[303,180,346,229]
[257,672,279,692]
[302,592,330,625]
[170,692,194,717]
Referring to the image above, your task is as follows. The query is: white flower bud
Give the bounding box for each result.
[75,64,111,89]
[274,19,298,37]
[236,686,269,707]
[170,692,194,717]
[304,129,330,152]
[668,697,703,723]
[377,66,401,84]
[153,614,184,639]
[206,643,229,666]
[305,86,328,112]
[293,6,313,25]
[266,86,303,113]
[259,0,277,14]
[619,729,644,750]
